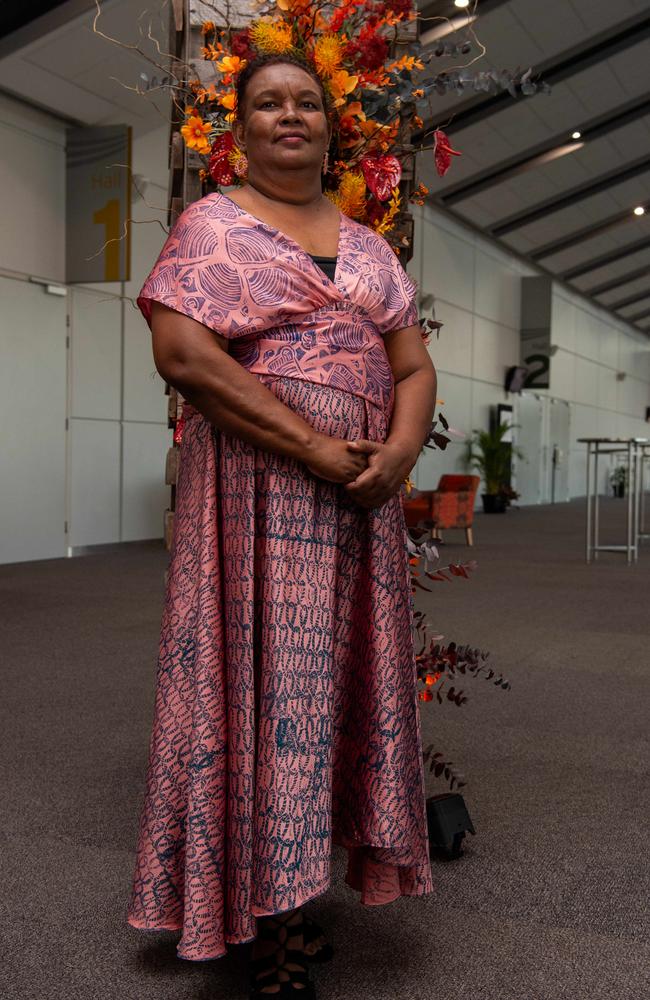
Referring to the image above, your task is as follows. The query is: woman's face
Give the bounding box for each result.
[234,63,331,177]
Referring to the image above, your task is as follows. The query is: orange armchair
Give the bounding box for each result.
[403,475,480,546]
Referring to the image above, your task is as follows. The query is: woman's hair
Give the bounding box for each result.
[234,54,333,121]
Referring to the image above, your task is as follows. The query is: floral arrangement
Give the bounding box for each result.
[404,416,511,790]
[180,0,461,240]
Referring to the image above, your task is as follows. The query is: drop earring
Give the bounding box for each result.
[322,150,329,175]
[233,146,248,180]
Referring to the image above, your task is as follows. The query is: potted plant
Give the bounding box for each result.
[466,423,524,513]
[610,465,627,498]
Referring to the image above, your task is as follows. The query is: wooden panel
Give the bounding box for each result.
[165,446,180,485]
[164,508,175,549]
[172,0,183,31]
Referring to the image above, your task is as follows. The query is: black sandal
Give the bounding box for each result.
[249,909,316,999]
[302,913,334,964]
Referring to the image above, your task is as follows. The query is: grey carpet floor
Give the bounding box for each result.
[1,498,649,1000]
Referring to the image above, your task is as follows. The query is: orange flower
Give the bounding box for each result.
[425,671,442,686]
[386,54,424,73]
[418,690,433,702]
[201,43,224,61]
[328,69,359,107]
[194,83,218,104]
[358,118,399,145]
[181,113,212,153]
[219,91,236,111]
[409,182,429,206]
[338,101,366,148]
[216,54,247,75]
[201,21,215,35]
[276,0,312,11]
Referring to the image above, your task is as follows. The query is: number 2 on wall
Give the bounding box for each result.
[524,353,550,389]
[92,198,121,281]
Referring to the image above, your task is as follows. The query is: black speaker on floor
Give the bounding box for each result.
[426,793,475,860]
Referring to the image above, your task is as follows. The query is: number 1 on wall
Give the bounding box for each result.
[92,198,121,282]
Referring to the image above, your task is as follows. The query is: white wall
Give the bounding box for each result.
[549,291,650,497]
[0,93,66,281]
[68,123,170,549]
[0,92,170,563]
[410,203,650,498]
[3,89,650,560]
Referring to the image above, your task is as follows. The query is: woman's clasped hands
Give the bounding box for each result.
[304,434,412,510]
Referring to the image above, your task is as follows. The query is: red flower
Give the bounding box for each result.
[173,415,185,446]
[208,132,236,186]
[231,28,255,62]
[345,23,389,71]
[365,198,386,227]
[360,154,401,202]
[434,129,462,177]
[385,0,413,18]
[329,2,358,33]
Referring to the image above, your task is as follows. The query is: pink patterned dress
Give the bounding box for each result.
[127,192,433,961]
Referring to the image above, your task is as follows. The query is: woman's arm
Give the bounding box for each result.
[150,301,368,484]
[345,324,437,507]
[383,323,438,463]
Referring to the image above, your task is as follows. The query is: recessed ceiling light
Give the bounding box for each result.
[571,130,581,139]
[634,206,645,216]
[455,0,471,7]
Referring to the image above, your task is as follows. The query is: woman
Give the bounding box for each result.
[127,54,437,998]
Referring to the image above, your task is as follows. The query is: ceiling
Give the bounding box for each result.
[0,0,648,334]
[416,0,650,334]
[0,0,169,128]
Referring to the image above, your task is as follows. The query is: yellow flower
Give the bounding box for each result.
[326,171,367,220]
[375,188,401,236]
[180,113,212,153]
[228,146,249,178]
[313,34,345,77]
[216,54,247,75]
[328,69,358,107]
[249,19,294,54]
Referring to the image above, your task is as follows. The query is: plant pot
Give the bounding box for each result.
[482,493,507,514]
[613,483,625,499]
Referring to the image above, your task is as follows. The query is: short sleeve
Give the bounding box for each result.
[386,261,420,332]
[136,199,240,337]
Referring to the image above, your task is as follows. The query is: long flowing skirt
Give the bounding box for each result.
[127,375,433,961]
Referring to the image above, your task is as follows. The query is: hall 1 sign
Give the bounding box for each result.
[520,275,552,390]
[66,125,132,283]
